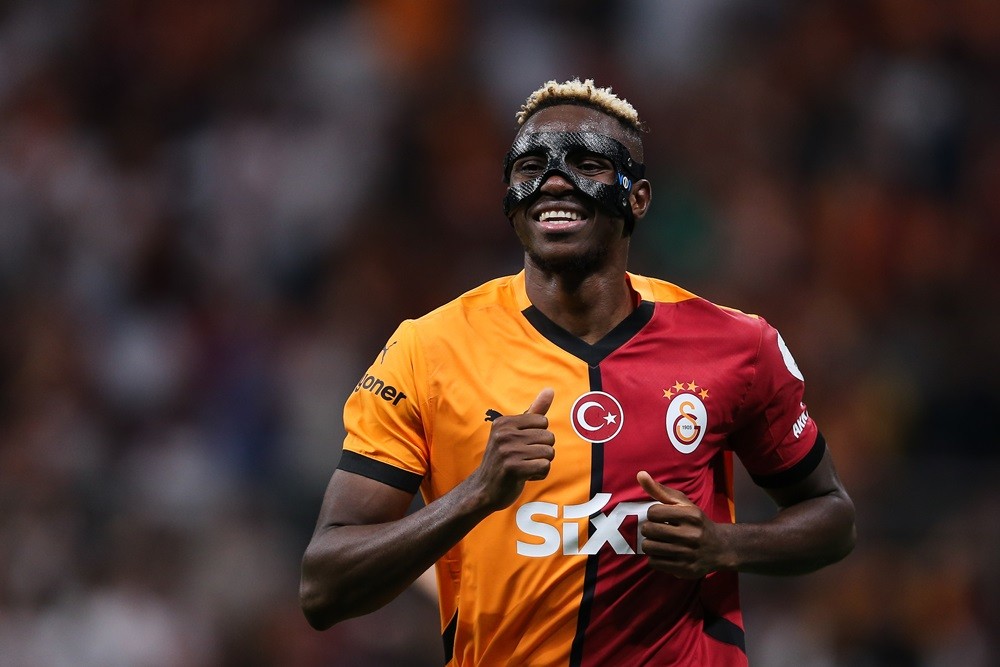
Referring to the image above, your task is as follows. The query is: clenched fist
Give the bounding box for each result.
[637,470,734,579]
[468,388,556,513]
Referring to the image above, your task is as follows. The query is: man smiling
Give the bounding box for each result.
[301,78,856,666]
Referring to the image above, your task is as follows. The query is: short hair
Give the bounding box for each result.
[515,78,646,134]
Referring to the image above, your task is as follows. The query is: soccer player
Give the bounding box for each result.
[300,78,856,666]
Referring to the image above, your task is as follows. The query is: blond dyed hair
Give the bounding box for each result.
[515,78,645,132]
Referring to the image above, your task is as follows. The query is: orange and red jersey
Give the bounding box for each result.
[340,271,823,667]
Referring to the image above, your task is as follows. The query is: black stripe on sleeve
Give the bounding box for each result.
[337,450,424,494]
[750,432,827,489]
[704,611,747,652]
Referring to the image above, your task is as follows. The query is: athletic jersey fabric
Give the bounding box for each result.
[339,271,823,666]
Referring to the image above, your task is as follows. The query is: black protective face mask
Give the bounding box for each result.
[502,131,645,231]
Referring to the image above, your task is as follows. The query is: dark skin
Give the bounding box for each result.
[509,105,651,343]
[300,104,856,630]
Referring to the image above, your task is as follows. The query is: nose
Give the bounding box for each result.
[538,170,575,194]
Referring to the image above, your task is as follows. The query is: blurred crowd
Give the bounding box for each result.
[1,0,998,665]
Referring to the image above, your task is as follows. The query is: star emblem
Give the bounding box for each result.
[665,379,711,402]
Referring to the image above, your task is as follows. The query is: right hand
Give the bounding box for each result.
[470,388,556,513]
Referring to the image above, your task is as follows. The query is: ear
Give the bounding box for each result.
[629,179,652,221]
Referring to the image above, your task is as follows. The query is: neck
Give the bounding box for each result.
[523,260,636,344]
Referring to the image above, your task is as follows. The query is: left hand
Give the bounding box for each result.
[637,471,732,579]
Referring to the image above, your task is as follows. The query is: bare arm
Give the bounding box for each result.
[299,470,488,629]
[638,448,856,578]
[300,389,556,629]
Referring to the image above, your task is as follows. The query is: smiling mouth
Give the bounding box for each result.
[537,209,584,223]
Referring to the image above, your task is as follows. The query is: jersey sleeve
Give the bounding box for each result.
[729,319,825,488]
[338,319,428,494]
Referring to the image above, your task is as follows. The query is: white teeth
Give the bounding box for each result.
[539,210,582,222]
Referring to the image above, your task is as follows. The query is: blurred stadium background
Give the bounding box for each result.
[1,1,998,665]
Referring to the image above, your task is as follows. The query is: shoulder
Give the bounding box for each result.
[411,274,520,331]
[630,272,767,340]
[387,275,522,390]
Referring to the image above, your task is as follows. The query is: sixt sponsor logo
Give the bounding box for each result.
[516,494,656,557]
[354,373,407,405]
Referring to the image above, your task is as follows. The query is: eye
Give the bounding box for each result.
[572,153,613,175]
[512,156,545,177]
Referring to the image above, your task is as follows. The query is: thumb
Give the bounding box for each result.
[525,387,555,416]
[637,471,694,506]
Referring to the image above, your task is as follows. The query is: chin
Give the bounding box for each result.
[526,245,608,276]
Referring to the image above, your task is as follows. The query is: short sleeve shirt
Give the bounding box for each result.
[339,272,823,667]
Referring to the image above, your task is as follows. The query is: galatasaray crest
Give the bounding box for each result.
[662,381,709,454]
